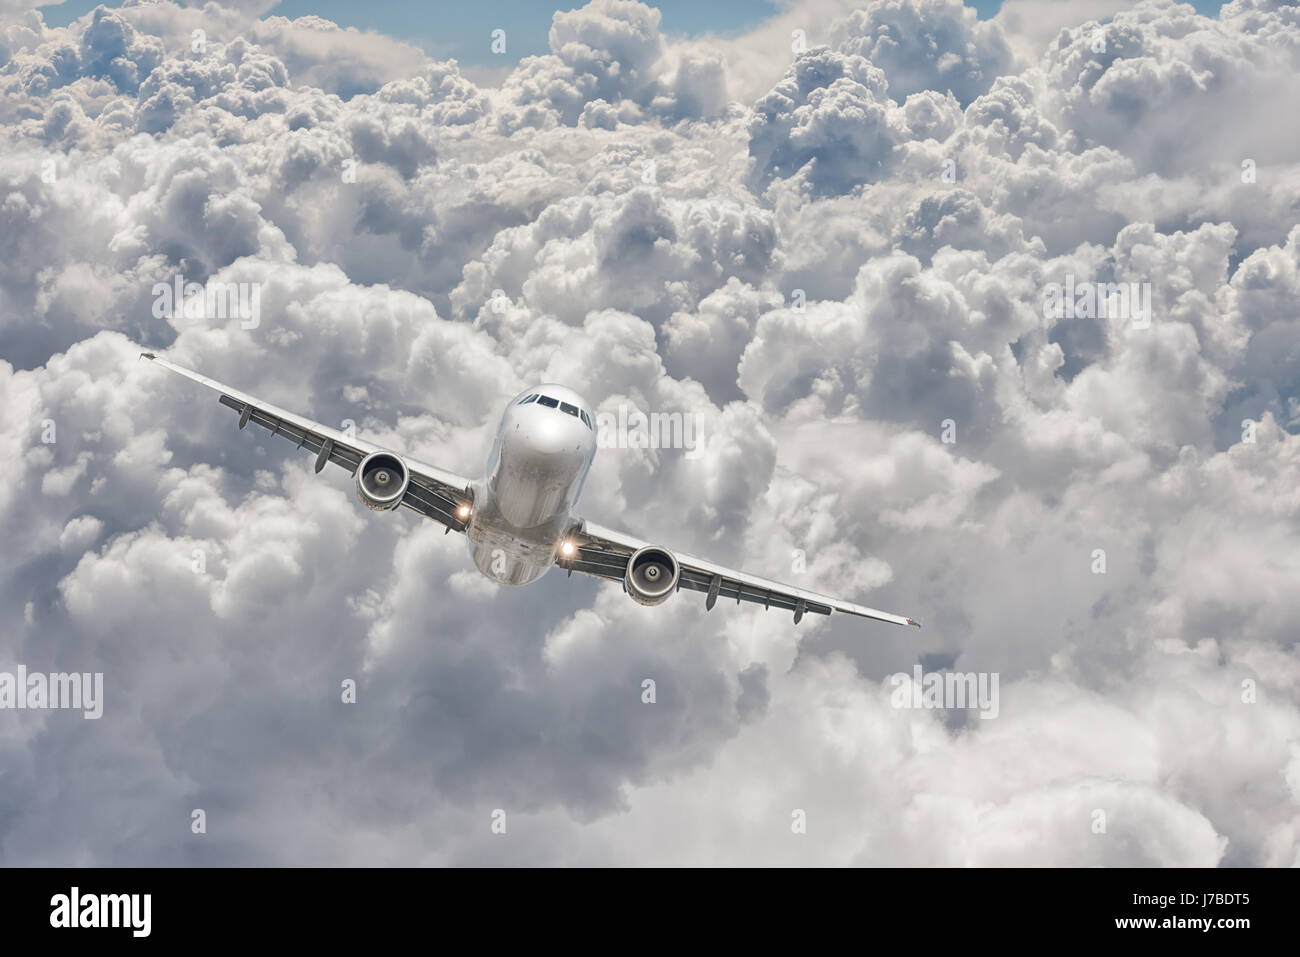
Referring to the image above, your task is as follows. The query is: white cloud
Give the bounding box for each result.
[996,0,1133,62]
[0,0,1297,866]
[831,0,1015,106]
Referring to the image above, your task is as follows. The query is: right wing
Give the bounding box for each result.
[141,352,475,533]
[566,519,919,628]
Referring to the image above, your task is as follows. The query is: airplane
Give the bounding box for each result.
[140,352,920,628]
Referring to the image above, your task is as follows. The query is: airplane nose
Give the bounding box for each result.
[507,410,586,465]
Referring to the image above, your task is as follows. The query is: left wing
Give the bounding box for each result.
[140,352,474,533]
[563,519,920,628]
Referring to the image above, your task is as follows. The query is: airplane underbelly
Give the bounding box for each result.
[494,456,570,529]
[466,473,575,586]
[467,535,552,586]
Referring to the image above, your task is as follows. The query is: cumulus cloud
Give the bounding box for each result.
[0,0,1298,866]
[497,0,727,127]
[747,47,904,196]
[831,0,1015,106]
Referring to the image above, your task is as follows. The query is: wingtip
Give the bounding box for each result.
[907,618,921,628]
[139,351,156,361]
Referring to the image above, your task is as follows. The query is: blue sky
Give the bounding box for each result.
[40,0,1232,65]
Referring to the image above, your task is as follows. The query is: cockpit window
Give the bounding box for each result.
[522,392,593,428]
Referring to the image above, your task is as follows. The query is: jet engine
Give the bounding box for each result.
[355,450,410,511]
[624,545,679,606]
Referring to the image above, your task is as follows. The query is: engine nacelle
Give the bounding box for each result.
[355,450,410,511]
[624,545,679,606]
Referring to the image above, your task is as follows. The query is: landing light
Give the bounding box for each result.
[560,541,575,556]
[458,505,470,519]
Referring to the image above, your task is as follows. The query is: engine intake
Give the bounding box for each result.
[356,450,410,511]
[624,545,679,606]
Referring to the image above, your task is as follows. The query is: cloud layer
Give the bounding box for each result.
[1,0,1298,865]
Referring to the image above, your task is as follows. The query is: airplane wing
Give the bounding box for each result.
[140,352,474,533]
[563,518,920,628]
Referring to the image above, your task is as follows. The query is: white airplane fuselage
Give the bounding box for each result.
[466,384,597,585]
